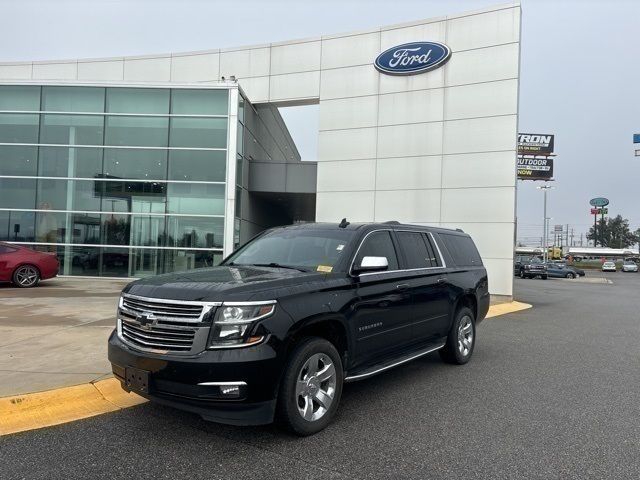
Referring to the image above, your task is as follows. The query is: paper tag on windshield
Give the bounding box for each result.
[336,244,345,251]
[317,265,333,273]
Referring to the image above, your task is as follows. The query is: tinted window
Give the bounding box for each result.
[396,232,433,269]
[355,231,399,270]
[226,229,353,272]
[423,233,442,267]
[441,234,483,267]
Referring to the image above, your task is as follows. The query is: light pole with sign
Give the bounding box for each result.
[537,184,555,262]
[589,197,610,247]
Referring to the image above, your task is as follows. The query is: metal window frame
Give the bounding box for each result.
[349,228,447,278]
[5,241,225,252]
[0,207,225,218]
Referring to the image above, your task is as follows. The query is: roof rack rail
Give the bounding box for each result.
[456,228,464,232]
[382,221,400,225]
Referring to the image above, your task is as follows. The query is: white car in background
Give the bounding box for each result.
[602,261,617,272]
[621,261,639,272]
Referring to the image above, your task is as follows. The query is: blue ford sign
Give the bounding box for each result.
[374,41,451,76]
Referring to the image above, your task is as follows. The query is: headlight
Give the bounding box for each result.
[207,302,275,348]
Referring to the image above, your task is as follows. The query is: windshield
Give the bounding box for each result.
[224,228,355,272]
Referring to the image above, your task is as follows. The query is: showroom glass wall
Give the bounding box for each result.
[0,84,230,277]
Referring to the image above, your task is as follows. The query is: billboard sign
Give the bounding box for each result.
[518,133,554,155]
[589,197,609,207]
[591,208,608,215]
[517,157,553,180]
[374,42,451,75]
[633,133,640,144]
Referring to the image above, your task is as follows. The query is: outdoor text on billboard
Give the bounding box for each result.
[517,157,554,180]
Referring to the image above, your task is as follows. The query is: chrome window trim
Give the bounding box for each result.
[427,231,448,269]
[349,228,447,278]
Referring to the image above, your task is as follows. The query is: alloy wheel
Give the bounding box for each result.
[295,353,336,422]
[457,315,474,357]
[15,266,39,287]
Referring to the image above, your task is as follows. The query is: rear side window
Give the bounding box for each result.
[355,231,399,270]
[396,232,440,268]
[440,234,483,267]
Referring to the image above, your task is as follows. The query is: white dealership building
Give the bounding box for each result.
[0,3,521,298]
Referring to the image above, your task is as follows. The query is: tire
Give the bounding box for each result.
[439,306,475,365]
[566,272,575,279]
[276,337,343,436]
[519,268,525,279]
[541,275,548,280]
[12,264,40,288]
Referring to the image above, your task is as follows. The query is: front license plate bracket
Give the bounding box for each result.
[125,367,150,394]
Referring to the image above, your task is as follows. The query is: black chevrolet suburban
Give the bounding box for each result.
[108,221,489,435]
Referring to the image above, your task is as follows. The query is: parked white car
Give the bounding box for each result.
[602,261,617,272]
[621,261,638,272]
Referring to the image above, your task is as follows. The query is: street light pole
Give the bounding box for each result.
[537,184,555,263]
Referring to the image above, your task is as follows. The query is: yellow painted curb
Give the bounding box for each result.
[0,378,146,436]
[486,301,532,318]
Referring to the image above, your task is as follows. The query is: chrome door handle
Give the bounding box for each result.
[436,278,446,285]
[396,284,409,291]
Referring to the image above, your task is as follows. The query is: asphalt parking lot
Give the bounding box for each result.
[1,272,639,480]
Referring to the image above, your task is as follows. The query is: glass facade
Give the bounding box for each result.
[0,85,230,277]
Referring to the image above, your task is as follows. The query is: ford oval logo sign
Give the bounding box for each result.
[374,41,451,76]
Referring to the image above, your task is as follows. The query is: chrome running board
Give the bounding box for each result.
[344,342,446,383]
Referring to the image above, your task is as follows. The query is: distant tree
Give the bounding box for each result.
[587,215,638,248]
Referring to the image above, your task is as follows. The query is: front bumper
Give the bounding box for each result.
[108,331,284,425]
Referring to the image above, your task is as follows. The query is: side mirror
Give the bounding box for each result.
[354,256,389,274]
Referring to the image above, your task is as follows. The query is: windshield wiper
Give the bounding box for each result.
[249,263,308,272]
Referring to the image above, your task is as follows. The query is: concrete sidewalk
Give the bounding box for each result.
[0,278,128,396]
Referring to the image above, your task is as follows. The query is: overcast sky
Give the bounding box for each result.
[1,0,639,244]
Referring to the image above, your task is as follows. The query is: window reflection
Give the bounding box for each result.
[165,216,224,249]
[41,87,105,113]
[171,89,228,116]
[166,183,224,215]
[40,114,104,145]
[0,113,40,143]
[0,210,35,242]
[0,145,38,176]
[105,116,168,147]
[103,148,167,180]
[0,85,231,278]
[169,117,227,149]
[168,150,225,182]
[38,147,103,178]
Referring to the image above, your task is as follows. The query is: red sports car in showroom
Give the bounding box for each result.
[0,242,59,288]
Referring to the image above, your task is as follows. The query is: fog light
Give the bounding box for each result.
[221,385,240,397]
[197,381,247,399]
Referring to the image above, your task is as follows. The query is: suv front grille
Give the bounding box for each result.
[117,294,220,354]
[121,295,204,321]
[121,319,197,352]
